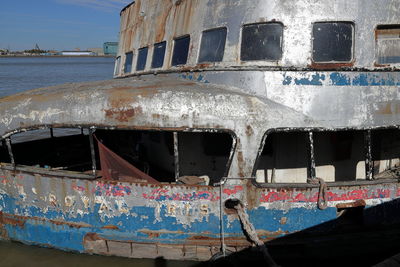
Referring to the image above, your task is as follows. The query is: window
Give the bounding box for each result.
[114,56,121,76]
[376,25,400,64]
[241,23,283,61]
[254,129,400,184]
[151,41,166,68]
[172,35,190,66]
[198,28,227,63]
[0,140,10,163]
[136,47,148,71]
[2,127,234,185]
[124,52,133,73]
[312,22,353,62]
[95,130,234,184]
[255,132,309,183]
[8,128,93,172]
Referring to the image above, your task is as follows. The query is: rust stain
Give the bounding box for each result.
[279,217,287,225]
[375,102,400,115]
[0,212,92,229]
[102,225,119,230]
[104,106,143,122]
[374,62,391,68]
[84,232,104,242]
[245,125,254,136]
[336,199,366,209]
[309,62,354,70]
[49,219,91,228]
[0,212,25,227]
[154,1,173,43]
[245,179,258,209]
[236,150,245,177]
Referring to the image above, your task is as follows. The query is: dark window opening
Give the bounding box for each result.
[255,129,400,183]
[257,132,309,183]
[0,140,10,163]
[95,130,233,185]
[136,47,148,71]
[178,132,233,184]
[372,129,400,178]
[124,52,133,73]
[151,41,166,68]
[172,35,190,66]
[376,25,400,64]
[313,131,365,182]
[3,129,234,185]
[241,23,283,61]
[312,22,353,62]
[9,128,92,172]
[114,56,121,76]
[198,28,227,63]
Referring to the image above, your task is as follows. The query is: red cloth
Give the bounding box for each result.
[94,135,159,184]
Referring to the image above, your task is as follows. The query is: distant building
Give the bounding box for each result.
[60,51,96,56]
[88,48,104,56]
[103,42,118,56]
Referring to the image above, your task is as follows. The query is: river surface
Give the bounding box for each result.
[0,56,115,97]
[0,56,198,267]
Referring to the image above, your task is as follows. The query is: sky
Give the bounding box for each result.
[0,0,131,51]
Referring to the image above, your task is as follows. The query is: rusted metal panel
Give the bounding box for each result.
[116,0,400,76]
[1,165,400,260]
[0,76,314,179]
[1,0,400,263]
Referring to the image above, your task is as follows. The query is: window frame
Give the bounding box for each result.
[114,56,121,76]
[171,35,191,67]
[311,21,355,64]
[136,47,149,71]
[375,24,400,66]
[240,22,284,62]
[151,41,167,69]
[124,51,134,74]
[198,27,228,63]
[0,126,238,185]
[252,126,400,188]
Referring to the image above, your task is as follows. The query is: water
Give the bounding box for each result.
[0,56,199,267]
[0,241,197,267]
[0,57,115,97]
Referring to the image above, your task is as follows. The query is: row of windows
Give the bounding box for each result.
[2,128,399,184]
[121,22,400,74]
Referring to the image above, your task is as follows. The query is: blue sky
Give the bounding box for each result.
[0,0,131,51]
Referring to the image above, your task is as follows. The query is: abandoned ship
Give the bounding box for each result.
[1,0,400,265]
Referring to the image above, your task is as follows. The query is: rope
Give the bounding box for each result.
[233,202,278,266]
[307,177,328,210]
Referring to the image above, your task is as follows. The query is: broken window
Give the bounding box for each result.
[0,140,10,163]
[241,23,283,61]
[312,22,353,62]
[8,128,93,172]
[372,129,400,178]
[255,132,309,183]
[255,129,400,183]
[151,41,166,68]
[313,131,366,182]
[114,56,121,76]
[376,25,400,64]
[2,128,234,185]
[198,27,227,63]
[95,130,233,185]
[172,35,190,66]
[124,52,133,73]
[136,47,148,71]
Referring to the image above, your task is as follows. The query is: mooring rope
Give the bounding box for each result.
[307,177,328,210]
[233,202,278,266]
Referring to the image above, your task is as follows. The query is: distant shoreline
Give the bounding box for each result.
[0,55,115,58]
